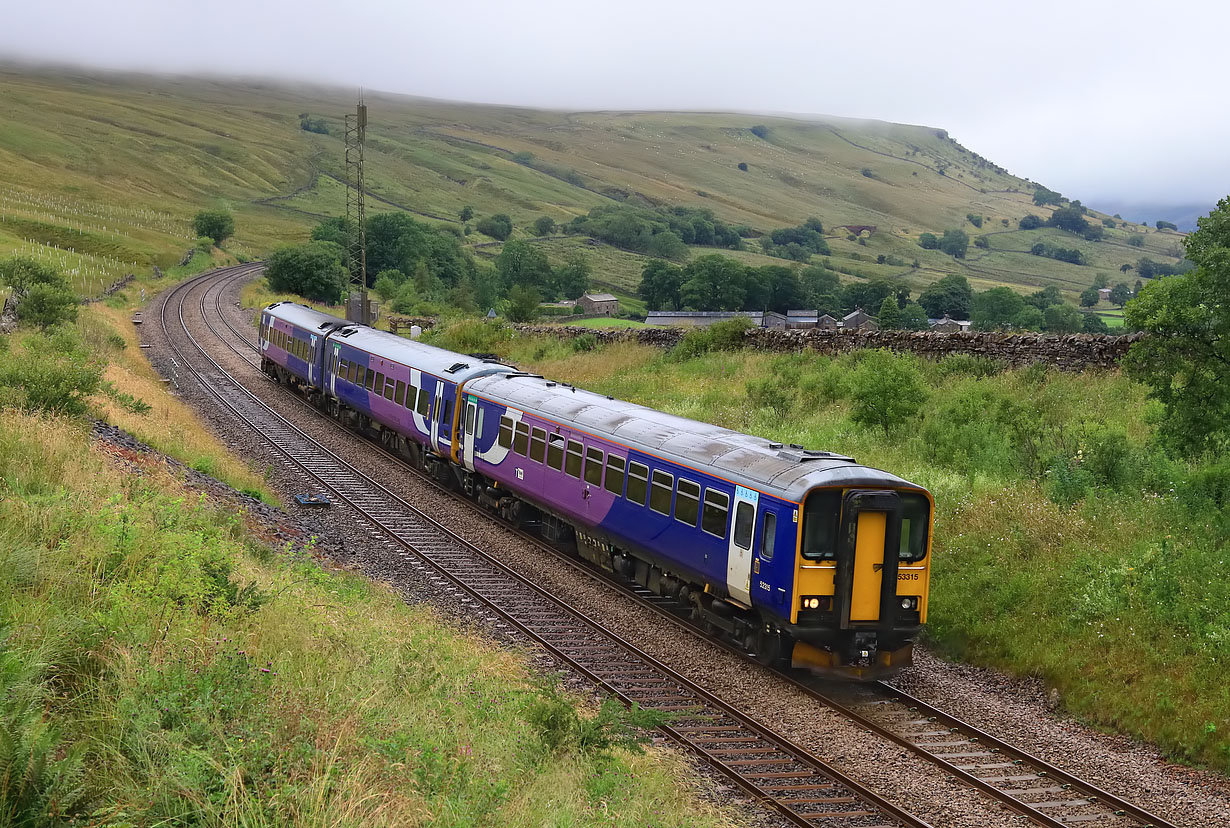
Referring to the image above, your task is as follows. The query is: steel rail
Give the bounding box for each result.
[159,266,931,828]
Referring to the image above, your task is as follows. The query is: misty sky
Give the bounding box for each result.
[3,0,1226,213]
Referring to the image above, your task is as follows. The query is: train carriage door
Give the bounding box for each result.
[308,335,318,385]
[727,486,757,605]
[462,394,478,471]
[329,344,339,397]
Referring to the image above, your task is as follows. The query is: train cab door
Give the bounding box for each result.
[461,394,478,471]
[726,486,758,605]
[835,489,902,626]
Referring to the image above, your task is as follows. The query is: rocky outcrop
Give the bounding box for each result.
[511,325,1143,371]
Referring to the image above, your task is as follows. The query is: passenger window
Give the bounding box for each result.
[348,361,358,384]
[499,417,514,449]
[441,400,453,436]
[338,358,347,378]
[565,440,583,478]
[356,365,366,388]
[584,447,603,486]
[650,470,673,515]
[395,380,406,406]
[627,461,648,505]
[530,428,546,463]
[416,387,430,416]
[513,422,529,455]
[383,377,395,400]
[371,371,382,392]
[547,434,565,470]
[604,455,625,495]
[475,407,485,439]
[675,479,700,526]
[701,489,730,538]
[466,403,477,435]
[761,512,777,561]
[733,502,754,550]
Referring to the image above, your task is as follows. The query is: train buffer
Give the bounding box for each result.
[293,493,332,508]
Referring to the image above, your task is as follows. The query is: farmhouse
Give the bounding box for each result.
[578,292,619,316]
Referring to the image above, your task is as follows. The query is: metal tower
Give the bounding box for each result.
[344,96,369,324]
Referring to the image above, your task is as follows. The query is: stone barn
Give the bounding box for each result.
[578,292,620,316]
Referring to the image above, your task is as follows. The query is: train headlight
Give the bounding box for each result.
[900,597,917,610]
[800,596,829,611]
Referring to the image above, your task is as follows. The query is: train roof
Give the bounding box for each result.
[466,373,920,503]
[330,323,516,383]
[263,302,347,334]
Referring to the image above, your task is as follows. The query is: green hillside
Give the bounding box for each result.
[0,65,1187,303]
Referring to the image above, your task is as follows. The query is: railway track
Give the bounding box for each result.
[163,265,934,828]
[187,266,1179,828]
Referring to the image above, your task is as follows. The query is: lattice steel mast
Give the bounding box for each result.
[344,95,369,324]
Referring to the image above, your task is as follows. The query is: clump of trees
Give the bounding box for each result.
[475,214,513,241]
[918,274,973,319]
[1030,241,1085,265]
[1156,220,1178,231]
[758,217,830,262]
[1033,187,1063,206]
[1047,203,1089,234]
[1125,196,1230,455]
[299,115,328,134]
[1019,214,1045,230]
[968,284,1089,333]
[193,210,234,245]
[966,213,983,228]
[566,204,743,259]
[917,229,969,258]
[266,242,348,304]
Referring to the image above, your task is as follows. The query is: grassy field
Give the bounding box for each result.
[425,321,1230,773]
[0,408,742,827]
[0,65,1188,309]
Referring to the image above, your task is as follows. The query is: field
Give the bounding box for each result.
[0,65,1189,309]
[424,321,1230,773]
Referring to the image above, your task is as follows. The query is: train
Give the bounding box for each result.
[259,301,933,678]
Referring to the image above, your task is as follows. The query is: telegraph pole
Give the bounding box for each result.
[344,94,369,324]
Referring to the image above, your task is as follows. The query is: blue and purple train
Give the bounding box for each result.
[260,301,933,678]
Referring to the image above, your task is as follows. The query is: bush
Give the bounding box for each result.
[746,375,796,416]
[265,241,347,304]
[18,283,79,330]
[974,236,989,249]
[0,328,104,416]
[1018,214,1045,230]
[737,162,748,172]
[475,214,513,241]
[966,213,983,228]
[532,215,556,236]
[192,210,234,245]
[918,232,939,250]
[848,350,928,432]
[571,333,599,353]
[1045,456,1095,506]
[932,353,1004,379]
[919,384,1024,473]
[669,317,753,361]
[1127,235,1144,247]
[749,125,769,139]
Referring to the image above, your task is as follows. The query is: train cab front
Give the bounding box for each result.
[786,486,932,679]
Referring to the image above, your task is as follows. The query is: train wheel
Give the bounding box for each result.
[754,626,789,668]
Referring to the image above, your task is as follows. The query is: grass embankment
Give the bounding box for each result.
[0,410,737,826]
[428,320,1230,772]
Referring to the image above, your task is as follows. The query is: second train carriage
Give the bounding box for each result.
[258,302,933,677]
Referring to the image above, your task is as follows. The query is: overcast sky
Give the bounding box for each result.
[3,0,1226,215]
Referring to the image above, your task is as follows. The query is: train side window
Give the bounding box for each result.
[627,462,649,505]
[530,427,546,463]
[441,400,453,436]
[604,455,625,494]
[675,479,700,526]
[650,470,673,515]
[513,422,529,455]
[355,365,366,387]
[760,512,777,561]
[733,502,754,550]
[498,417,514,449]
[547,435,565,470]
[370,371,381,392]
[465,403,477,435]
[416,387,430,416]
[475,407,485,438]
[383,377,395,401]
[702,489,730,538]
[395,380,406,406]
[565,440,583,478]
[584,446,603,486]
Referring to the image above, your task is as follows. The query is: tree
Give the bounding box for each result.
[19,282,78,330]
[364,212,473,287]
[646,231,688,260]
[1032,187,1062,207]
[966,213,983,228]
[849,350,928,432]
[918,232,939,250]
[265,241,348,304]
[1156,220,1178,231]
[1019,214,1045,230]
[918,274,973,319]
[193,210,235,245]
[532,215,557,236]
[504,285,541,323]
[459,206,474,223]
[1048,205,1090,234]
[639,260,684,311]
[1026,285,1063,311]
[900,302,930,330]
[1120,263,1133,274]
[974,236,989,249]
[680,254,747,311]
[972,287,1026,330]
[1042,303,1082,333]
[0,257,68,299]
[1082,314,1110,333]
[1093,273,1110,288]
[1135,279,1143,295]
[1080,286,1101,307]
[496,240,553,292]
[476,214,513,241]
[1109,282,1131,307]
[1013,306,1044,330]
[737,162,748,171]
[555,251,591,301]
[754,265,805,313]
[877,296,902,329]
[372,269,405,302]
[1123,195,1230,455]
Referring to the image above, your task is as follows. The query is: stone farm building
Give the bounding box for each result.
[578,292,620,316]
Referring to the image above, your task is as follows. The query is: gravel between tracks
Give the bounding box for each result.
[143,269,1226,827]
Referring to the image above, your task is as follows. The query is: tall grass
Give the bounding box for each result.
[460,326,1230,771]
[0,410,739,827]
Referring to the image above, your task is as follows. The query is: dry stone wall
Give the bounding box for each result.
[512,324,1142,371]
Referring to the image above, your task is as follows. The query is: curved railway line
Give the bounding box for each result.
[164,264,1181,828]
[163,265,932,828]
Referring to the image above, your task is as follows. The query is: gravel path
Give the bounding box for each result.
[139,269,1227,827]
